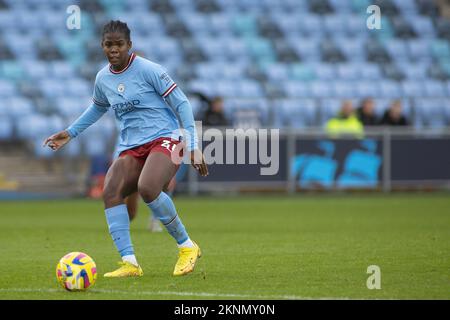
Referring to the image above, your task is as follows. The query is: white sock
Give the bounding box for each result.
[177,238,195,248]
[122,255,139,266]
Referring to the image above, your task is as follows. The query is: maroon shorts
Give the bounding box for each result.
[119,137,183,166]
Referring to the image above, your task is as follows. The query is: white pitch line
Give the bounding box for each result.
[0,288,353,300]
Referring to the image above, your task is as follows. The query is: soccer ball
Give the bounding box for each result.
[56,252,97,291]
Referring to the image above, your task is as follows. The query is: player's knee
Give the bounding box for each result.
[103,182,122,206]
[138,181,161,203]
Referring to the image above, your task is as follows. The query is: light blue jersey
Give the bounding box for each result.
[67,53,198,157]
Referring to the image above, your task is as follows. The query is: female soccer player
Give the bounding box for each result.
[43,20,208,277]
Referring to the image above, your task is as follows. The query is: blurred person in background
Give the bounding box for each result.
[379,100,409,126]
[191,92,229,127]
[326,100,364,138]
[356,97,378,126]
[201,96,229,127]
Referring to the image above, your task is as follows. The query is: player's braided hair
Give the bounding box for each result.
[102,20,131,41]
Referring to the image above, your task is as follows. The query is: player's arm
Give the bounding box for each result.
[144,64,208,176]
[43,103,108,151]
[165,88,208,177]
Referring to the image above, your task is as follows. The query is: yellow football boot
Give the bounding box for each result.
[103,261,143,278]
[173,242,202,276]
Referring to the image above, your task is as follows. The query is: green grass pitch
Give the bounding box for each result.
[0,194,449,300]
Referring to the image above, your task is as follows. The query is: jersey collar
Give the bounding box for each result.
[109,52,136,74]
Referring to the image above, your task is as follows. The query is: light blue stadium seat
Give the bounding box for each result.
[55,97,90,118]
[4,33,35,59]
[284,81,310,98]
[215,81,236,97]
[274,99,317,128]
[384,39,408,60]
[290,63,316,81]
[61,136,82,157]
[16,114,47,139]
[393,0,418,15]
[224,98,270,127]
[0,117,13,140]
[323,14,347,35]
[209,14,232,36]
[82,134,110,157]
[0,10,20,32]
[232,14,258,37]
[298,14,323,36]
[0,80,16,96]
[397,62,429,80]
[237,80,264,98]
[336,37,365,61]
[7,97,35,120]
[189,80,215,97]
[329,0,352,13]
[245,37,276,61]
[378,80,402,98]
[222,62,247,79]
[274,13,300,36]
[40,79,67,98]
[0,61,25,82]
[355,81,380,97]
[408,39,430,60]
[336,63,360,80]
[265,64,288,82]
[312,63,336,80]
[21,60,48,80]
[414,98,448,128]
[310,81,332,98]
[410,16,435,38]
[194,63,219,80]
[431,40,450,60]
[289,38,321,61]
[346,14,366,36]
[359,63,382,80]
[350,0,371,12]
[180,13,209,35]
[50,61,75,79]
[331,81,356,98]
[127,0,151,10]
[197,37,226,61]
[423,81,446,97]
[401,80,425,97]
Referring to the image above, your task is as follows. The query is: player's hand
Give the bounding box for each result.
[190,149,208,177]
[42,130,71,151]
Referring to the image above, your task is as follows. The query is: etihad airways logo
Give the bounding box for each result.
[111,99,140,118]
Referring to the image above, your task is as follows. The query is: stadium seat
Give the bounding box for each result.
[414,98,448,128]
[284,81,311,98]
[0,116,13,140]
[273,99,317,128]
[401,80,425,97]
[423,81,446,97]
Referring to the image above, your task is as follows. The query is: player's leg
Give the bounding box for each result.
[137,152,201,276]
[146,177,174,232]
[103,155,144,277]
[125,191,139,221]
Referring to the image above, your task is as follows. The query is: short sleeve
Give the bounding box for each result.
[144,63,177,98]
[92,75,110,108]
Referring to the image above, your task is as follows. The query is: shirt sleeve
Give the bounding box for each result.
[66,104,108,138]
[143,63,178,98]
[92,75,110,108]
[164,87,199,151]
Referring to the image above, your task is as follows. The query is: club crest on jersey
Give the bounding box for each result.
[117,83,125,93]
